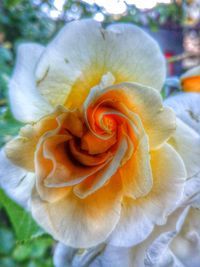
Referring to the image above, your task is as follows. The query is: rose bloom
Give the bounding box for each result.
[181,65,200,93]
[0,20,199,249]
[53,92,200,267]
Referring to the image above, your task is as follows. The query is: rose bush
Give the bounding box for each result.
[0,20,199,250]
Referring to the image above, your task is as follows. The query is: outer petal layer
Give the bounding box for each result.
[168,118,200,178]
[9,43,52,123]
[35,20,166,107]
[31,172,122,248]
[0,149,34,208]
[165,92,200,134]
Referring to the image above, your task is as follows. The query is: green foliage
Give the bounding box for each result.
[0,218,54,267]
[0,189,43,241]
[0,108,23,146]
[0,190,54,267]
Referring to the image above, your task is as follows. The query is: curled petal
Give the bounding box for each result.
[85,82,176,149]
[73,138,128,198]
[5,114,58,172]
[109,144,186,247]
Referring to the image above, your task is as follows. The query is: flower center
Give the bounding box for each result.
[102,114,117,134]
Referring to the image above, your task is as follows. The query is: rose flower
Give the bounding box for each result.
[53,85,200,267]
[181,65,200,93]
[0,20,193,249]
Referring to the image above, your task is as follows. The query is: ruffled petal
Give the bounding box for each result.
[85,82,176,149]
[73,138,127,198]
[121,130,153,199]
[31,172,122,248]
[109,144,186,247]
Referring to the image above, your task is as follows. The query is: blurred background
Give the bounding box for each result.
[0,1,200,266]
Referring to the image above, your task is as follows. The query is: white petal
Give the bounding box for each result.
[181,65,200,80]
[53,242,133,267]
[90,245,133,267]
[0,149,34,208]
[108,198,154,247]
[107,23,166,91]
[53,243,105,267]
[31,172,122,248]
[165,93,200,134]
[9,43,52,123]
[53,243,77,267]
[35,20,166,107]
[168,118,200,178]
[170,208,200,267]
[144,207,190,267]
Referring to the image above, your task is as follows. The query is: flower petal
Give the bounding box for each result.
[121,129,153,199]
[144,207,190,267]
[107,23,166,91]
[73,138,127,198]
[181,65,200,79]
[165,92,200,134]
[0,149,34,208]
[35,20,166,108]
[53,243,105,267]
[5,112,59,172]
[142,143,186,224]
[89,245,133,267]
[109,143,186,247]
[31,172,122,248]
[168,118,200,178]
[9,43,52,123]
[85,82,176,149]
[109,197,155,247]
[181,65,200,92]
[170,208,200,267]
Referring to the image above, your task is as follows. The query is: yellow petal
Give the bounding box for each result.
[84,82,176,149]
[35,20,166,108]
[31,172,122,248]
[181,65,200,93]
[109,143,186,247]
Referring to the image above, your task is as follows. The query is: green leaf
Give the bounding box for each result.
[0,227,15,254]
[0,107,23,147]
[0,189,43,242]
[13,236,53,262]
